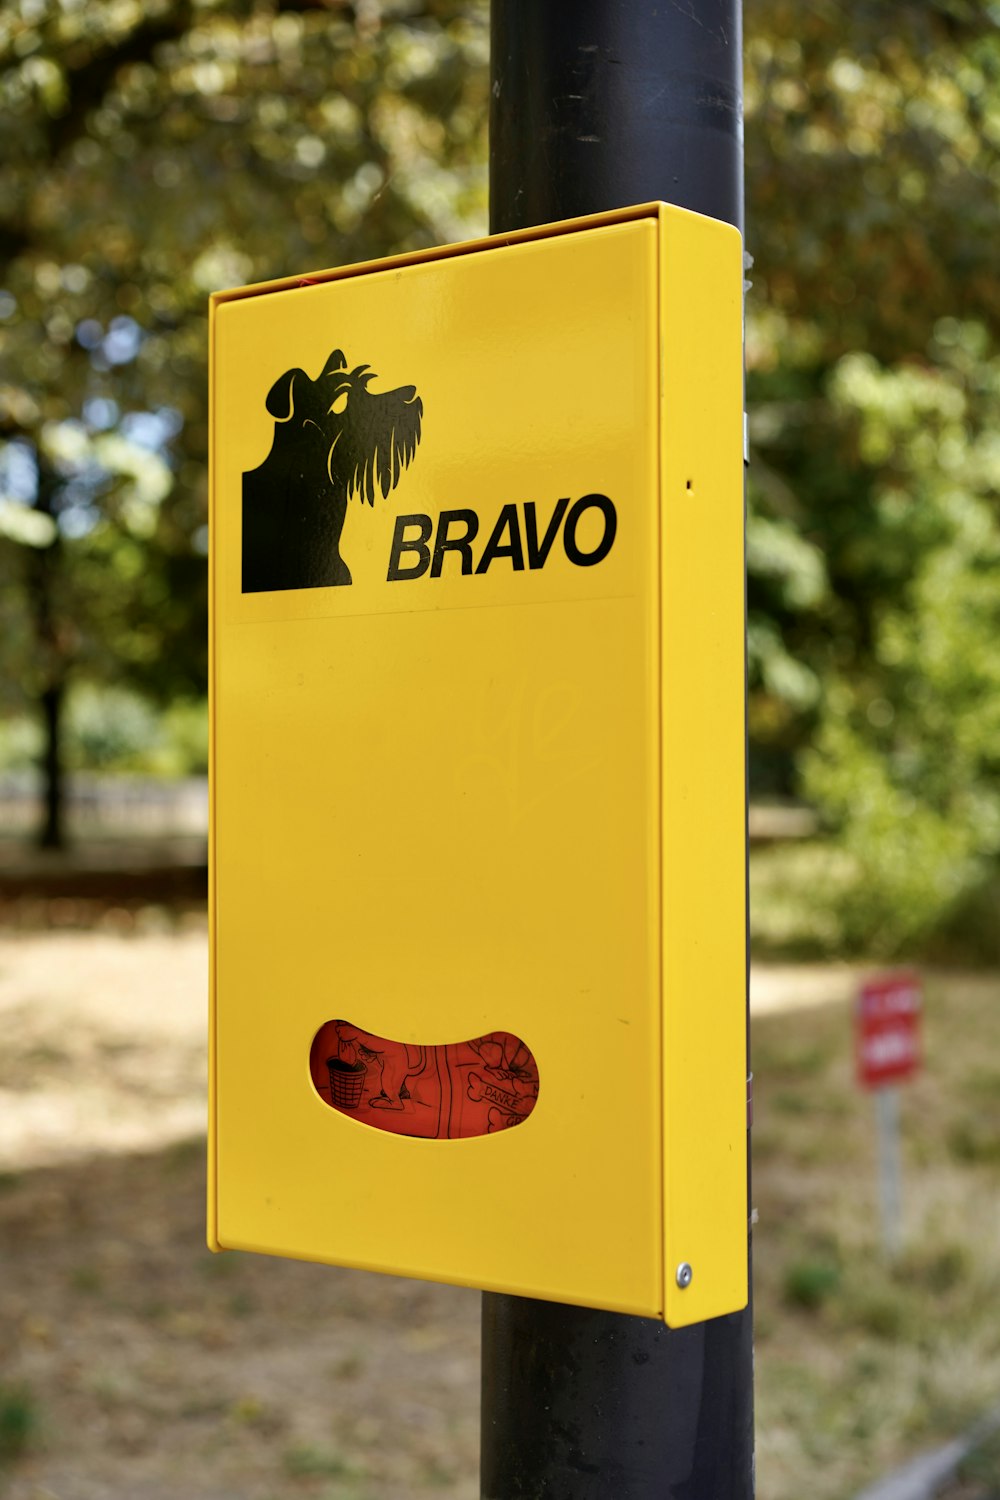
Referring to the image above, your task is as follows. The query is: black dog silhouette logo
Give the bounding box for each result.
[242,347,423,592]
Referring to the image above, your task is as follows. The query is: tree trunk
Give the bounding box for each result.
[27,454,71,851]
[37,678,66,850]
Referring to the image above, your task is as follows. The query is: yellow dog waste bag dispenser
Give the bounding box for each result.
[209,202,747,1328]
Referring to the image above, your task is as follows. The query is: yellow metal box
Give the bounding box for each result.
[209,202,747,1327]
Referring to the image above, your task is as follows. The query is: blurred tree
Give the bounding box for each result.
[2,0,998,953]
[801,326,1000,952]
[742,0,1000,947]
[0,0,488,844]
[744,0,1000,787]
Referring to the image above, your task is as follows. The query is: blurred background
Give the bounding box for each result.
[1,3,999,1498]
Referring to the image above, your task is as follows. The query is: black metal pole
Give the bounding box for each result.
[489,2,743,235]
[482,5,752,1498]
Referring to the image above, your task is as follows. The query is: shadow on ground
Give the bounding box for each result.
[0,1138,480,1500]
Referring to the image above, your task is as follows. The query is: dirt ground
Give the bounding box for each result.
[3,926,999,1499]
[0,924,208,1174]
[0,926,809,1500]
[0,924,480,1500]
[0,924,860,1175]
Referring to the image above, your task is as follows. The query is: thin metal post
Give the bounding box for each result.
[875,1086,904,1260]
[483,3,752,1496]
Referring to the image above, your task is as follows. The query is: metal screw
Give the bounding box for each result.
[675,1261,693,1290]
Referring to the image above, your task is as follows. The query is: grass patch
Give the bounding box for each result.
[750,840,1000,966]
[71,1265,104,1294]
[948,1123,1000,1166]
[956,1425,1000,1492]
[163,1136,203,1173]
[283,1443,365,1480]
[0,1384,38,1463]
[750,840,857,958]
[753,966,1000,1500]
[783,1259,841,1311]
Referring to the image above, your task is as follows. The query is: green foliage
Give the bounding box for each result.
[743,3,1000,946]
[62,685,208,774]
[159,699,209,775]
[0,0,489,837]
[0,712,42,771]
[783,1259,841,1311]
[746,2,1000,363]
[1,0,999,946]
[750,840,859,957]
[801,329,1000,952]
[65,683,161,770]
[0,690,208,775]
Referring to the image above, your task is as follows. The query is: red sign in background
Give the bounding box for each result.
[856,970,922,1090]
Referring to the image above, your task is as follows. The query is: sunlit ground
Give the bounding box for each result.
[2,912,998,1498]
